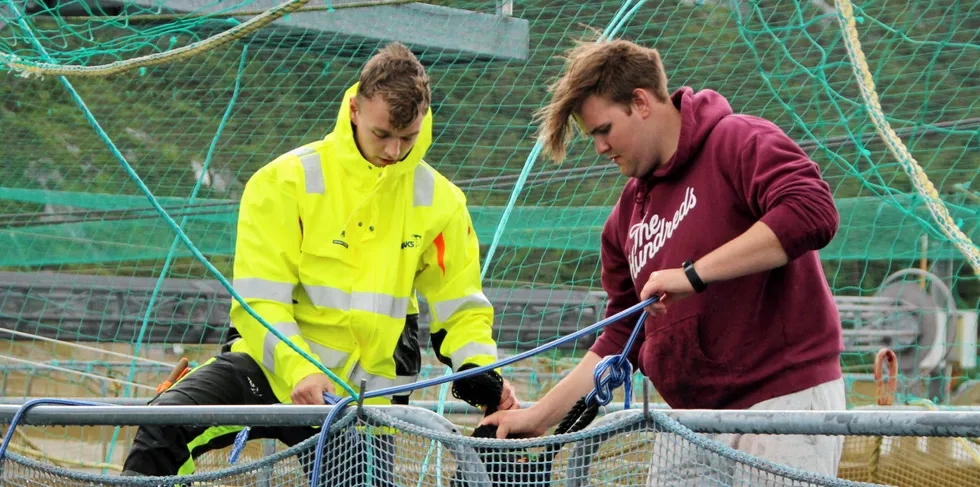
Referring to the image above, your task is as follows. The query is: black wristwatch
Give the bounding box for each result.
[683,260,707,293]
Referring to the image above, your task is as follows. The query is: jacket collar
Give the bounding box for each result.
[327,83,434,183]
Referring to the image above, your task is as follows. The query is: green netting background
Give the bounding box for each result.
[1,0,979,481]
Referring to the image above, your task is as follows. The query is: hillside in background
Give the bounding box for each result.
[1,0,977,304]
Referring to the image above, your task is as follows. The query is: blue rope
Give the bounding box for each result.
[0,399,109,461]
[587,310,649,408]
[309,395,356,486]
[228,427,251,464]
[305,297,657,486]
[228,392,342,464]
[362,298,655,402]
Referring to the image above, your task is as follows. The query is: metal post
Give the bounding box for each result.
[358,379,367,420]
[258,439,275,487]
[642,377,650,420]
[496,0,512,16]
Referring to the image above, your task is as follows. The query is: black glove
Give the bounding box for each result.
[452,363,504,438]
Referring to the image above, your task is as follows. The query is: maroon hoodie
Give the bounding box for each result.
[590,87,843,410]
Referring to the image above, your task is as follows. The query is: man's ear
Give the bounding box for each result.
[631,88,654,118]
[349,96,358,124]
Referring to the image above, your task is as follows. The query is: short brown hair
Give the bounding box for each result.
[539,40,670,163]
[358,42,431,129]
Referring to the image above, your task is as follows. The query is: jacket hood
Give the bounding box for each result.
[648,87,732,180]
[329,83,434,178]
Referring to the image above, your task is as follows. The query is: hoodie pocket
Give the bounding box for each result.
[645,313,744,408]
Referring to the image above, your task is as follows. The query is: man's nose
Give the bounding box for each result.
[594,137,610,155]
[385,140,401,158]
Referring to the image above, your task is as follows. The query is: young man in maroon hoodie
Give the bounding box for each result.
[481,40,846,481]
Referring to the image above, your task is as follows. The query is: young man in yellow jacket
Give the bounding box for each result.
[122,42,518,482]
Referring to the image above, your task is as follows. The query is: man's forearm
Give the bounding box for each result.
[694,221,789,285]
[531,351,603,429]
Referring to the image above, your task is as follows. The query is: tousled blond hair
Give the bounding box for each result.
[538,40,670,163]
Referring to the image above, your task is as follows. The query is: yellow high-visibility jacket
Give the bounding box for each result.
[228,84,497,404]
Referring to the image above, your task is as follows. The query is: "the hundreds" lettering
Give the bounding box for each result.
[627,187,697,279]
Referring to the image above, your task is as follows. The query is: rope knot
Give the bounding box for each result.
[587,354,633,407]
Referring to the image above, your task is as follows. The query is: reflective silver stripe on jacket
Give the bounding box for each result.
[431,292,492,322]
[413,164,434,207]
[304,284,409,319]
[234,278,294,304]
[352,291,409,319]
[290,146,324,194]
[262,321,302,373]
[307,341,351,369]
[302,284,348,310]
[450,342,498,372]
[349,363,418,393]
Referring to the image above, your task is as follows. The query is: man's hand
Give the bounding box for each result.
[639,268,694,316]
[496,379,520,411]
[291,373,336,405]
[480,405,548,439]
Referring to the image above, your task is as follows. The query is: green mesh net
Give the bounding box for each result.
[1,0,979,483]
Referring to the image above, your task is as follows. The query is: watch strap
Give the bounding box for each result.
[683,259,707,293]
